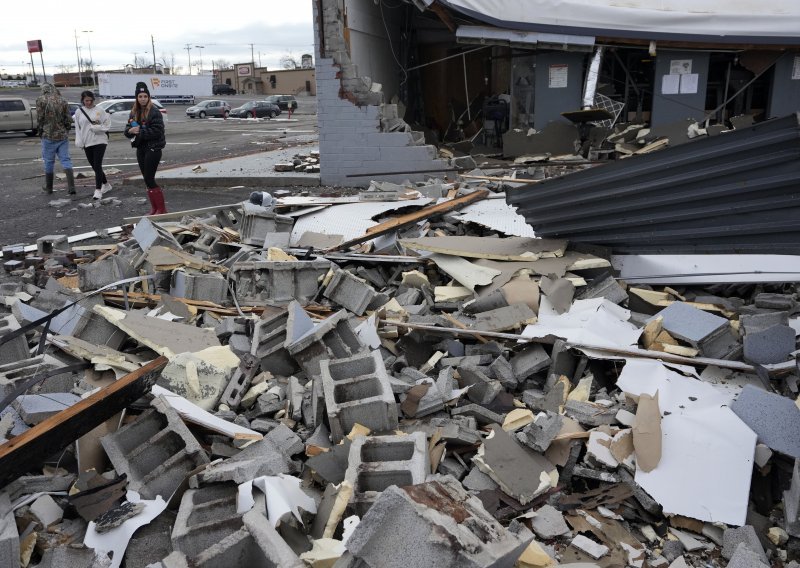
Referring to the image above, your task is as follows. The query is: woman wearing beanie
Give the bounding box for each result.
[73,90,112,200]
[124,81,167,215]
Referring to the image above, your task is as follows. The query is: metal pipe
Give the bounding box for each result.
[582,46,604,109]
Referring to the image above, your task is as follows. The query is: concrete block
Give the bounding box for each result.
[576,273,629,305]
[472,303,537,333]
[345,432,429,515]
[170,270,228,305]
[458,364,502,405]
[36,234,68,256]
[0,493,18,568]
[462,467,499,491]
[346,476,529,568]
[517,411,564,452]
[320,350,398,442]
[511,344,551,380]
[250,309,298,377]
[101,396,209,500]
[784,458,800,537]
[37,545,99,567]
[570,534,609,559]
[13,393,80,425]
[530,504,570,539]
[744,324,796,364]
[323,269,378,316]
[218,353,260,411]
[489,356,517,390]
[0,315,29,365]
[731,384,800,459]
[722,525,767,562]
[653,302,737,357]
[740,311,790,335]
[239,203,293,247]
[228,259,331,306]
[124,509,175,568]
[727,542,770,568]
[565,400,618,427]
[192,434,298,486]
[78,255,137,291]
[451,404,505,426]
[0,354,77,398]
[172,482,245,558]
[548,339,579,381]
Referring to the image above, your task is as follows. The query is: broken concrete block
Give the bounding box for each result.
[228,260,331,306]
[218,353,260,411]
[250,309,298,377]
[726,542,770,568]
[721,525,767,562]
[192,433,298,486]
[13,393,80,425]
[345,432,429,515]
[77,255,137,290]
[0,314,29,365]
[346,476,530,568]
[35,234,68,256]
[517,411,563,453]
[239,203,293,247]
[158,346,240,411]
[320,350,398,442]
[570,534,609,559]
[399,379,445,418]
[30,494,63,528]
[170,270,228,305]
[472,303,537,332]
[451,403,505,426]
[576,273,629,305]
[101,396,210,500]
[511,344,551,380]
[731,384,800,459]
[462,467,499,491]
[458,364,502,405]
[530,504,570,540]
[172,482,246,558]
[473,425,558,506]
[743,324,796,365]
[323,269,378,316]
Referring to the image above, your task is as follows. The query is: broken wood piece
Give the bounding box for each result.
[459,174,543,184]
[442,312,489,344]
[331,190,489,251]
[101,291,263,315]
[0,356,168,487]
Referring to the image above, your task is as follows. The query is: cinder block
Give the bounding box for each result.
[511,344,551,380]
[320,350,398,442]
[191,433,298,486]
[517,411,564,453]
[345,432,429,515]
[218,354,260,411]
[78,255,137,291]
[13,393,80,425]
[228,260,331,306]
[36,234,67,256]
[250,309,298,377]
[323,269,378,316]
[784,458,800,537]
[170,270,228,305]
[346,476,530,568]
[239,203,293,247]
[0,493,19,568]
[0,315,29,365]
[172,482,245,558]
[722,525,767,562]
[101,396,209,500]
[458,365,502,405]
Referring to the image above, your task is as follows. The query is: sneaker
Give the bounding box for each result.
[92,189,103,200]
[101,182,113,195]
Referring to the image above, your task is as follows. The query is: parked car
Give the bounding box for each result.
[186,99,231,119]
[212,84,236,95]
[96,98,168,132]
[229,101,280,119]
[0,96,37,136]
[68,102,80,116]
[264,94,298,111]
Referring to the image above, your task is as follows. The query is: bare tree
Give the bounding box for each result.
[57,64,74,74]
[213,59,233,70]
[172,65,184,75]
[134,54,150,69]
[160,52,177,74]
[280,53,299,70]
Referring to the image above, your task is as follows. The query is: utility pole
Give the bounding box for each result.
[184,44,192,75]
[74,30,83,86]
[82,30,95,86]
[195,45,205,74]
[151,35,157,71]
[250,43,256,92]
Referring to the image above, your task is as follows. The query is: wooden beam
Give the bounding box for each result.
[101,291,263,315]
[331,190,489,251]
[0,356,168,487]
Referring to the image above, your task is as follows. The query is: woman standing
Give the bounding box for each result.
[124,82,167,215]
[73,90,112,200]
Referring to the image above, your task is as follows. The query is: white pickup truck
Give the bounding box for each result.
[0,96,38,136]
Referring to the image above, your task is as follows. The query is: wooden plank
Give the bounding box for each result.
[331,190,489,251]
[459,174,543,184]
[101,291,263,315]
[0,356,168,487]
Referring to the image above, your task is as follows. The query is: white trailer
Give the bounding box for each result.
[98,74,212,103]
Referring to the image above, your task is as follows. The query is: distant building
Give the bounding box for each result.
[214,66,315,96]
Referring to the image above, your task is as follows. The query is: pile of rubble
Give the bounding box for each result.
[0,181,798,568]
[274,152,321,173]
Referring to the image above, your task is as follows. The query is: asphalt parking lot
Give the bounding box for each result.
[0,89,318,246]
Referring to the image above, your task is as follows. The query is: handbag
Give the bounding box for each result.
[78,107,109,140]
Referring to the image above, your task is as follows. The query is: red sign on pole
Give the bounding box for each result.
[27,40,43,53]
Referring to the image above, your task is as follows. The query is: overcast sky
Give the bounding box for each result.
[0,3,314,77]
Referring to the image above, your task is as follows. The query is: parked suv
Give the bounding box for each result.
[213,84,236,95]
[230,101,281,119]
[264,94,298,111]
[186,99,231,118]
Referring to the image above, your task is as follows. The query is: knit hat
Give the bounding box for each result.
[134,81,150,97]
[41,83,54,94]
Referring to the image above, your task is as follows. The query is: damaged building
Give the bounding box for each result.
[313,0,800,185]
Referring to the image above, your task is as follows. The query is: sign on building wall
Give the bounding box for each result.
[548,64,568,88]
[237,65,252,77]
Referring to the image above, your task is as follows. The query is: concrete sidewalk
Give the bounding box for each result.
[121,139,321,189]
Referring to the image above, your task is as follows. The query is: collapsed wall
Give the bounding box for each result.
[313,0,448,187]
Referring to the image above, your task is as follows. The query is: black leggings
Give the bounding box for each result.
[136,147,162,189]
[84,144,108,189]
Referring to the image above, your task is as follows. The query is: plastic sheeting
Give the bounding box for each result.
[437,0,800,43]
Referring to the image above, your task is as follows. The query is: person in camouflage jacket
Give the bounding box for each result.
[36,83,75,195]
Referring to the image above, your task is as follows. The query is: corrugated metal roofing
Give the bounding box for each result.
[506,113,800,255]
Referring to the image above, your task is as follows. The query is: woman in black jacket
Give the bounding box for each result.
[124,81,167,215]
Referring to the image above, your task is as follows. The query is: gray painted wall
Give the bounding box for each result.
[534,51,586,128]
[768,52,800,119]
[651,50,709,126]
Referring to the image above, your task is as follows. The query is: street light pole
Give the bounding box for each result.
[74,30,83,86]
[195,45,205,74]
[82,30,95,86]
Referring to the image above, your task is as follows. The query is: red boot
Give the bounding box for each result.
[146,187,168,215]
